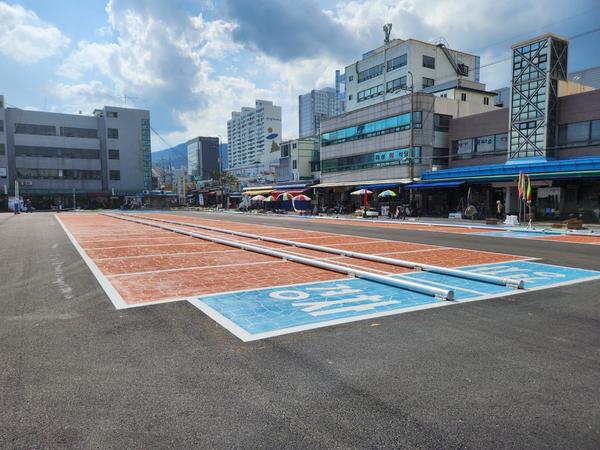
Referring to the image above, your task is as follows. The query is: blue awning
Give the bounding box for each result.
[356,183,400,189]
[420,157,600,182]
[405,181,464,189]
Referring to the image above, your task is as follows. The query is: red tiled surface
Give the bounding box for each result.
[86,242,233,259]
[107,261,347,304]
[384,249,524,267]
[331,241,438,253]
[79,236,196,249]
[535,235,600,244]
[95,250,272,275]
[59,213,525,306]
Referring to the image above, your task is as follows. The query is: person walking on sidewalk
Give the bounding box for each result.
[496,200,504,220]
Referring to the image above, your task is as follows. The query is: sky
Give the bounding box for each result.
[1,0,599,151]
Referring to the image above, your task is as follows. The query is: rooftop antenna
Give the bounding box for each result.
[383,23,392,45]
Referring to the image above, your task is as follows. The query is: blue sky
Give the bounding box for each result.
[1,0,599,150]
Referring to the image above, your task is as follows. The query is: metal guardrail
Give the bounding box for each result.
[126,213,524,290]
[104,213,455,301]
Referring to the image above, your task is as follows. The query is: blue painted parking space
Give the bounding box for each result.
[469,230,559,239]
[188,261,600,341]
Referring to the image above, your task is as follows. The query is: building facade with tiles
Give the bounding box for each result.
[0,96,151,210]
[343,37,481,113]
[315,91,497,208]
[415,34,600,222]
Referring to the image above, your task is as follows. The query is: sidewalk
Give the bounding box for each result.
[332,214,600,232]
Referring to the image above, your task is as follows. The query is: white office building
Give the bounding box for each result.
[299,87,336,138]
[226,100,282,183]
[0,95,151,209]
[344,38,481,112]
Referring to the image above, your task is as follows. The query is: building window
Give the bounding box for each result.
[14,145,99,159]
[432,147,449,166]
[386,76,407,93]
[60,127,98,139]
[107,128,119,139]
[16,168,101,180]
[0,120,4,132]
[109,170,121,180]
[348,94,353,101]
[422,55,435,69]
[357,84,384,102]
[348,75,353,81]
[433,114,451,132]
[452,133,508,159]
[358,64,384,83]
[483,97,489,105]
[387,54,407,72]
[292,160,297,169]
[108,149,120,160]
[592,120,600,143]
[321,146,421,173]
[460,93,467,101]
[106,111,118,118]
[423,77,435,88]
[15,123,56,136]
[321,111,422,147]
[558,120,595,146]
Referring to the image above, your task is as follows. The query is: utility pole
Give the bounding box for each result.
[408,70,415,204]
[217,135,225,209]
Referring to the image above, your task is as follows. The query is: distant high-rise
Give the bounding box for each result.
[186,136,219,180]
[298,88,337,138]
[226,100,281,181]
[335,69,346,115]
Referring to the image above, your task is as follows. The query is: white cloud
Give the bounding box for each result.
[54,0,244,149]
[0,1,69,63]
[47,0,596,151]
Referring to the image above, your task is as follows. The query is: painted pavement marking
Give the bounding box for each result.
[189,260,600,341]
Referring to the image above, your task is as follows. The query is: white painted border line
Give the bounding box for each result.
[189,271,600,342]
[55,215,128,310]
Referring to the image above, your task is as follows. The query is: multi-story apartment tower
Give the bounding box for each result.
[226,100,282,182]
[344,38,481,112]
[299,88,336,138]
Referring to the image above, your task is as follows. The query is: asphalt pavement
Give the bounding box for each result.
[1,212,599,449]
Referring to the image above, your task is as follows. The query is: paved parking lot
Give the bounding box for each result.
[1,211,599,448]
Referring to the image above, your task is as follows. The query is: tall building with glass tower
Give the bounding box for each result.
[509,34,568,159]
[298,87,336,138]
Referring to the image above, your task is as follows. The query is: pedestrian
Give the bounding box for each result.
[13,199,20,215]
[496,200,504,220]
